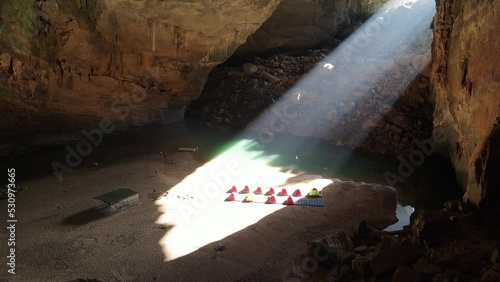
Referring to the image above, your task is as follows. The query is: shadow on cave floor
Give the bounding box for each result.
[61,205,112,226]
[0,119,236,184]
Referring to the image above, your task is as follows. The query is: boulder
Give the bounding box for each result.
[242,63,259,75]
[411,210,453,243]
[393,265,422,282]
[370,238,421,277]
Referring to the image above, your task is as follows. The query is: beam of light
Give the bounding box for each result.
[155,0,434,262]
[243,0,435,146]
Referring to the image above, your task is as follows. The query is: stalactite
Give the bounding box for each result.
[152,21,156,52]
[174,32,178,59]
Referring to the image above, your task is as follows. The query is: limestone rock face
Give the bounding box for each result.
[0,0,280,147]
[234,0,389,55]
[432,0,500,208]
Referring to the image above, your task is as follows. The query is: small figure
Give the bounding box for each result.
[89,162,100,170]
[215,243,226,251]
[155,170,158,176]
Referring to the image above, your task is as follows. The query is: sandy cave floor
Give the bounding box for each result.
[0,150,397,282]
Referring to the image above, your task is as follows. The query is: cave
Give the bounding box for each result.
[0,0,499,281]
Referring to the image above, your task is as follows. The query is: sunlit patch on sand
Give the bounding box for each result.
[155,139,332,260]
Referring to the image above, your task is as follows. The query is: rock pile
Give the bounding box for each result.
[284,201,500,281]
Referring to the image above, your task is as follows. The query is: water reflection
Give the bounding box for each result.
[384,203,415,231]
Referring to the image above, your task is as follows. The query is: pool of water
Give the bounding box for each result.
[1,119,401,184]
[384,204,415,231]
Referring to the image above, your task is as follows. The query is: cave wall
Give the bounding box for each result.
[233,0,389,56]
[432,0,500,208]
[0,0,281,150]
